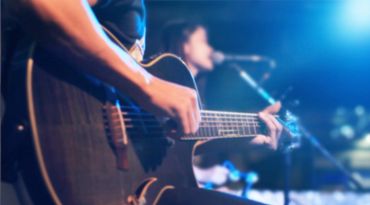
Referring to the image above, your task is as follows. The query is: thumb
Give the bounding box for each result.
[262,101,281,114]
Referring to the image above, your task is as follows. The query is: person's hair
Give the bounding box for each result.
[161,20,204,59]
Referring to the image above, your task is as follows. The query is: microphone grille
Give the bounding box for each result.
[211,51,225,65]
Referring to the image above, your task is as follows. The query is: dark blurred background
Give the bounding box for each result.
[145,0,370,191]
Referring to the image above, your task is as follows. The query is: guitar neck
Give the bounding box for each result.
[120,105,263,141]
[181,110,263,141]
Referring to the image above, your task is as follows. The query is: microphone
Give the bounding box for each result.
[211,51,276,68]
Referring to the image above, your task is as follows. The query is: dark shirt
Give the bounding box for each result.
[93,0,146,48]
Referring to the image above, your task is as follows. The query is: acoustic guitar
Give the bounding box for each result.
[5,35,299,205]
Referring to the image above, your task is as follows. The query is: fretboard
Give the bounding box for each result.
[181,110,263,140]
[121,106,264,141]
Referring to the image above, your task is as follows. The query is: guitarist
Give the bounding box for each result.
[2,0,282,204]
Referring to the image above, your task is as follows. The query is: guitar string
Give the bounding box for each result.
[121,113,261,136]
[107,114,261,125]
[105,105,263,138]
[117,105,260,117]
[122,124,261,135]
[119,112,262,123]
[118,112,261,122]
[125,131,259,140]
[121,121,262,138]
[113,107,262,126]
[108,111,262,128]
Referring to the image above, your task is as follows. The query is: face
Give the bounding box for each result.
[183,27,214,72]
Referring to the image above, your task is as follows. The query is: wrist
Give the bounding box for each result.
[116,64,155,103]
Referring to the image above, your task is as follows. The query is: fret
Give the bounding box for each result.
[199,114,205,138]
[214,113,221,136]
[206,113,212,137]
[230,113,237,136]
[252,116,257,135]
[236,114,241,136]
[212,112,217,136]
[231,116,236,133]
[246,116,252,135]
[216,112,222,137]
[246,116,250,135]
[241,116,247,136]
[242,115,247,136]
[247,116,252,136]
[227,114,232,136]
[205,111,212,137]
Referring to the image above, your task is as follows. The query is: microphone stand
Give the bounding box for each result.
[229,63,363,204]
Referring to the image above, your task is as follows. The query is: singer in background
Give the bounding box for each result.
[161,21,213,105]
[161,20,283,191]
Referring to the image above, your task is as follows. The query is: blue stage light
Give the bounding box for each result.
[341,0,370,34]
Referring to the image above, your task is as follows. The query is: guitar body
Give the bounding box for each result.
[15,44,200,205]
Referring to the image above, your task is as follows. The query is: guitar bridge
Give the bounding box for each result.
[102,100,129,171]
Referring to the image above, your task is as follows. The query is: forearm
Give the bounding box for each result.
[8,0,152,99]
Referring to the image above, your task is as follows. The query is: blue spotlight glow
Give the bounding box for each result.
[341,0,370,34]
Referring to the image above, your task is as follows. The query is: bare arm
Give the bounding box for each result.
[6,0,200,135]
[8,0,150,98]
